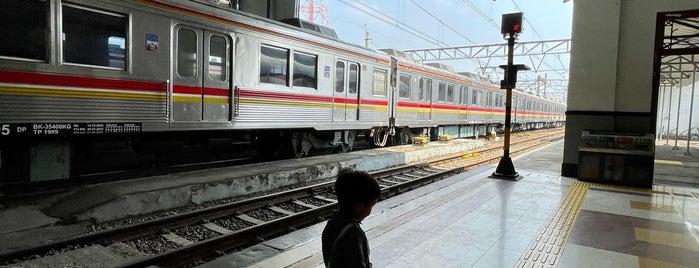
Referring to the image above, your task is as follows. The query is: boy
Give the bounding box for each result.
[322,168,381,268]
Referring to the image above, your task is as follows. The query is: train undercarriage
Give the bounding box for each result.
[0,121,565,184]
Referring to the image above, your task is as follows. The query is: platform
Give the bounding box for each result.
[2,139,698,268]
[211,140,699,268]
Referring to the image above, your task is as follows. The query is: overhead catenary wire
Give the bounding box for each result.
[461,0,500,31]
[336,0,449,47]
[407,0,477,45]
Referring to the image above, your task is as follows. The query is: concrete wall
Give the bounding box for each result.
[562,0,699,177]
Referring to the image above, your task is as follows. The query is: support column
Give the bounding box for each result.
[686,56,696,156]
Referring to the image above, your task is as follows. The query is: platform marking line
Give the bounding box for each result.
[287,177,492,268]
[654,159,683,165]
[515,181,590,268]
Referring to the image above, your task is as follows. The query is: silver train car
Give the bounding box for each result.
[0,0,565,182]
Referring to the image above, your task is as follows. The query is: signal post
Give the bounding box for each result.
[491,12,529,180]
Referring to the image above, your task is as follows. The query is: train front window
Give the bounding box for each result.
[62,4,127,69]
[0,0,47,61]
[260,45,289,86]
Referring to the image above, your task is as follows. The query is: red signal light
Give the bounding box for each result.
[501,12,523,35]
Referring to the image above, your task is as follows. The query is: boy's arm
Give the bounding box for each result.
[334,226,369,268]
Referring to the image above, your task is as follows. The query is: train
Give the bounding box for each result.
[0,0,565,183]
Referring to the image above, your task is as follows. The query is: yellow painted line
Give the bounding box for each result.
[204,97,229,104]
[360,105,388,111]
[0,85,163,100]
[655,160,683,165]
[629,200,677,213]
[515,181,590,267]
[331,104,361,109]
[638,257,692,268]
[634,227,699,251]
[173,95,201,103]
[396,107,417,112]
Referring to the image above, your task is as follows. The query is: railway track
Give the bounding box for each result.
[0,130,564,267]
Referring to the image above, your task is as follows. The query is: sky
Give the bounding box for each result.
[300,0,574,83]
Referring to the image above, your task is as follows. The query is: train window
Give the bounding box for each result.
[335,61,345,93]
[418,78,432,102]
[447,84,454,103]
[0,0,47,61]
[438,83,446,102]
[372,70,387,96]
[425,79,432,102]
[177,28,198,78]
[260,45,289,86]
[349,63,358,94]
[471,89,479,105]
[399,75,410,98]
[209,35,228,81]
[62,4,127,69]
[460,86,468,105]
[418,78,424,101]
[293,52,317,88]
[486,92,493,107]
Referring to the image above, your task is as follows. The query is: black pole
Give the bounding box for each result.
[491,35,519,179]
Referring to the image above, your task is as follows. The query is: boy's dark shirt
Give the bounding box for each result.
[322,210,371,268]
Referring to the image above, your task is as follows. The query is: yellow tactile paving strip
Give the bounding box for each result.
[515,181,590,267]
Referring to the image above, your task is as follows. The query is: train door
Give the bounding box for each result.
[460,86,468,121]
[485,91,493,122]
[418,77,432,121]
[333,60,359,122]
[172,25,232,122]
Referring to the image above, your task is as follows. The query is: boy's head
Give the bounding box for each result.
[334,168,381,220]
